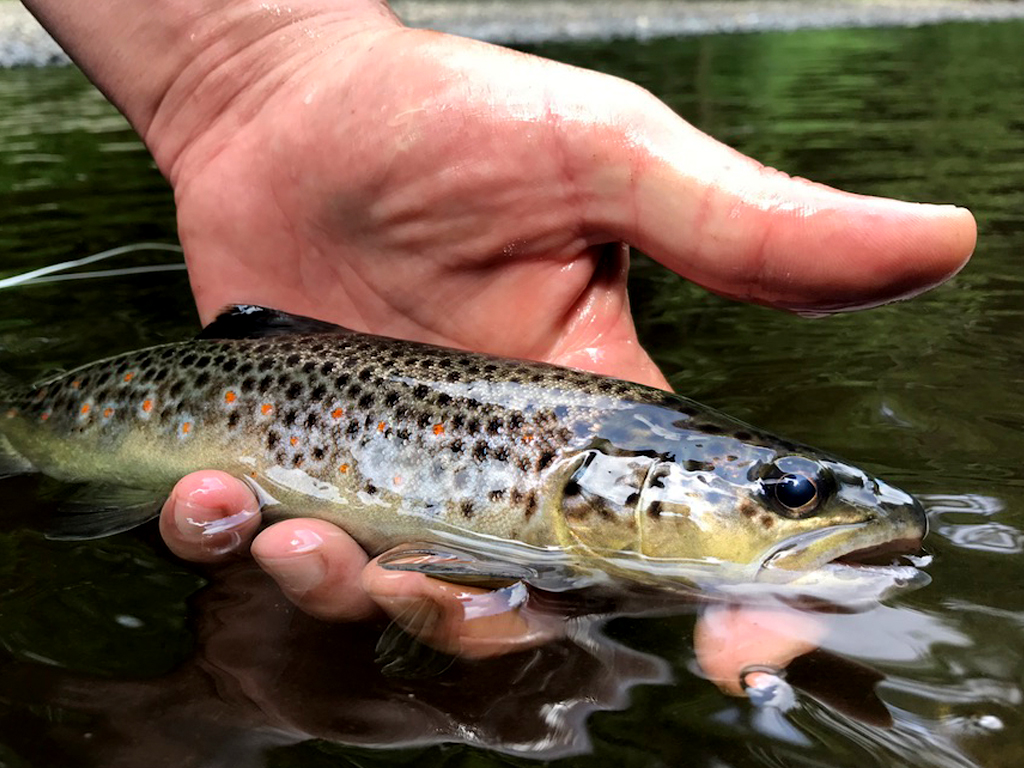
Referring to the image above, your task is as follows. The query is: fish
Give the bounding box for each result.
[0,305,927,598]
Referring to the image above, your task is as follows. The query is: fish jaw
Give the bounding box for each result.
[757,484,927,574]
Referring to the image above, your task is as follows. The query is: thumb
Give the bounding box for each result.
[563,76,977,312]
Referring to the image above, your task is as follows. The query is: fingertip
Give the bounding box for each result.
[252,519,378,622]
[160,470,262,563]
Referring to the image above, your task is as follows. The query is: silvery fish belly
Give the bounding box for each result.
[0,306,928,598]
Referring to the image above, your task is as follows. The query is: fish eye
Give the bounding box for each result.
[771,473,818,512]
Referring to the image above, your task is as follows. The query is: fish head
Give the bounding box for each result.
[552,400,926,588]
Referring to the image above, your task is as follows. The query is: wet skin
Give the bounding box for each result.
[20,0,977,686]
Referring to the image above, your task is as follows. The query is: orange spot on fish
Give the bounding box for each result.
[40,412,50,422]
[225,391,237,404]
[181,422,192,434]
[261,403,273,415]
[338,463,349,474]
[290,436,298,447]
[523,434,534,443]
[331,408,344,419]
[142,399,153,412]
[103,408,113,418]
[70,380,81,390]
[377,421,386,433]
[393,475,403,486]
[80,403,91,415]
[123,372,134,382]
[433,423,445,435]
[5,408,17,419]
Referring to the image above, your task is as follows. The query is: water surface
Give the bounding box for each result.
[1,19,1023,768]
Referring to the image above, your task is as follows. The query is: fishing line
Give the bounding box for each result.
[0,243,185,290]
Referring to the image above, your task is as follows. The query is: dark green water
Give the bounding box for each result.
[2,19,1024,768]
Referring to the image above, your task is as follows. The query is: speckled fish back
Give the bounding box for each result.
[2,327,668,549]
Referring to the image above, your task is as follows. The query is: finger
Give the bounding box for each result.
[159,470,262,563]
[693,604,825,696]
[363,551,563,658]
[566,76,977,311]
[251,519,379,622]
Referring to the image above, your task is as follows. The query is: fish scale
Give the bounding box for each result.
[0,306,928,591]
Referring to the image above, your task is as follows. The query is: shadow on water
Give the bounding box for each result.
[2,18,1024,768]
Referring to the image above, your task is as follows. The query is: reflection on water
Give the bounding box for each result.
[2,17,1024,768]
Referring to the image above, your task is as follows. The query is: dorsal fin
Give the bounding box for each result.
[197,305,356,340]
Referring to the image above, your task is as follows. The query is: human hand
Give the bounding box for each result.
[120,4,976,668]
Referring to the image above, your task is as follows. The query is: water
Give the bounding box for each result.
[2,19,1024,768]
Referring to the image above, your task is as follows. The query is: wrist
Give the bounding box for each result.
[23,0,400,177]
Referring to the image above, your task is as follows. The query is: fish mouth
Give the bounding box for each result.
[758,524,925,574]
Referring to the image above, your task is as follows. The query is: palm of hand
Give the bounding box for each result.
[168,27,671,387]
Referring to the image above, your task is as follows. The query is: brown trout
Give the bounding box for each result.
[0,306,926,594]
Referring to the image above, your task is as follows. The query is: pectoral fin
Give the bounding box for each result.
[378,546,537,590]
[46,483,165,540]
[0,434,35,479]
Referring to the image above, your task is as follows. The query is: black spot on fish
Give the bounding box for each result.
[436,392,452,407]
[267,431,280,449]
[228,411,240,429]
[358,394,373,409]
[301,360,316,374]
[529,372,544,384]
[347,384,362,399]
[169,381,184,398]
[279,342,295,353]
[699,424,724,435]
[358,368,372,382]
[525,492,538,519]
[733,430,752,441]
[311,383,327,401]
[241,377,255,393]
[258,358,274,373]
[334,373,349,389]
[417,413,432,429]
[727,454,739,462]
[258,375,273,394]
[648,501,663,519]
[685,460,715,472]
[489,489,505,501]
[285,353,301,367]
[511,489,523,505]
[195,371,210,389]
[537,450,556,471]
[321,361,335,376]
[467,418,481,434]
[153,368,168,382]
[181,354,197,367]
[445,370,460,383]
[394,405,410,420]
[195,355,211,369]
[312,446,325,461]
[760,515,774,529]
[397,427,410,441]
[384,391,399,407]
[284,409,297,427]
[473,441,488,462]
[159,348,176,360]
[413,384,429,399]
[493,446,509,463]
[223,358,238,373]
[346,420,360,437]
[305,412,319,429]
[275,449,288,464]
[365,483,377,495]
[487,418,502,434]
[625,492,640,506]
[460,500,474,519]
[508,412,524,430]
[450,439,464,454]
[564,479,581,497]
[292,452,305,467]
[483,363,498,375]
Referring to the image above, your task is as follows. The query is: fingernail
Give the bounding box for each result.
[261,529,327,594]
